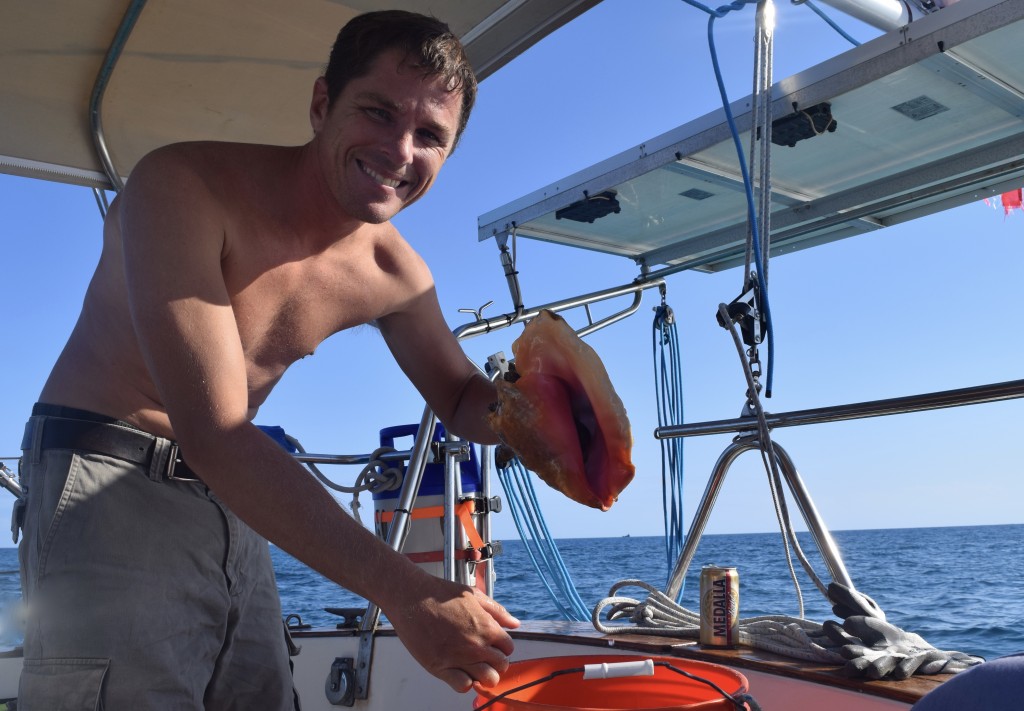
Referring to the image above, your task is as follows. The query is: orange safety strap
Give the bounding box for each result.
[405,549,482,564]
[376,500,486,551]
[455,500,486,550]
[376,505,445,523]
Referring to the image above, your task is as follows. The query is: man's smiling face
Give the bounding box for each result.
[309,48,463,225]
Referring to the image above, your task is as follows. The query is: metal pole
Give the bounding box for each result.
[89,0,148,191]
[816,0,910,31]
[656,379,1024,439]
[480,444,494,597]
[773,445,853,588]
[382,407,438,553]
[443,437,461,583]
[453,278,664,341]
[665,439,853,600]
[665,442,742,600]
[354,405,437,700]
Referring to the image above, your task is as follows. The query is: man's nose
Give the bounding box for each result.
[385,126,415,165]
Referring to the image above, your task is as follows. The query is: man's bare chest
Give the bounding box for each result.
[227,249,395,373]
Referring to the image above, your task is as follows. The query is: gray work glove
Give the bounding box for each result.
[823,615,985,680]
[827,581,886,621]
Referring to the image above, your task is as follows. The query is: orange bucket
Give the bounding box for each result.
[473,654,750,710]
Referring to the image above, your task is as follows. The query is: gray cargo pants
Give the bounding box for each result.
[15,411,298,710]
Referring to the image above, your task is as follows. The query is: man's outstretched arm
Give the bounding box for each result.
[120,146,517,691]
[376,273,500,446]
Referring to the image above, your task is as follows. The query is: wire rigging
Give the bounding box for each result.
[680,0,777,396]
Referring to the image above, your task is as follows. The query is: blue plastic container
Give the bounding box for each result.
[373,422,486,587]
[373,423,481,500]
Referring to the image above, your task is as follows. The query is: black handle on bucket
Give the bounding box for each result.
[474,661,762,711]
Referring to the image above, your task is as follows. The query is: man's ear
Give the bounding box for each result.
[310,76,330,134]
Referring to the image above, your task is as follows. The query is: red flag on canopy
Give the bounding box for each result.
[1001,189,1023,216]
[984,189,1023,216]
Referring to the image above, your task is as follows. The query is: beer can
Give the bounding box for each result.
[699,565,739,647]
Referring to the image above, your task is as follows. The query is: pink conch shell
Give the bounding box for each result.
[488,310,635,510]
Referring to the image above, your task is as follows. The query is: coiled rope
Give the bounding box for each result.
[594,580,844,665]
[285,434,403,526]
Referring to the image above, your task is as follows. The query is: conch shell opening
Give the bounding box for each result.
[487,310,635,510]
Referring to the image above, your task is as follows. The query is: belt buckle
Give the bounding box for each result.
[166,443,200,483]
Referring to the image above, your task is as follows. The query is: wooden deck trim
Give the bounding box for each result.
[294,621,947,704]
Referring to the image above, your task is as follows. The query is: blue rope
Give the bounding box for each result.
[653,306,686,594]
[800,0,861,46]
[680,0,755,19]
[515,463,590,615]
[680,0,777,396]
[499,465,577,620]
[497,458,590,621]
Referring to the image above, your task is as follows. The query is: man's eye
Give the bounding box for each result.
[366,107,390,121]
[418,129,442,146]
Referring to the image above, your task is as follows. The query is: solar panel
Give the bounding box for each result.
[478,0,1024,274]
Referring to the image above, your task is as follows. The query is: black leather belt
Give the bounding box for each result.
[32,405,201,483]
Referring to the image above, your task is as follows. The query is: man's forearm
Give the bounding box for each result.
[183,422,424,612]
[179,416,518,693]
[444,371,500,445]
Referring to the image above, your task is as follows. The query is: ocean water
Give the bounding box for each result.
[270,523,1023,661]
[1,524,1020,660]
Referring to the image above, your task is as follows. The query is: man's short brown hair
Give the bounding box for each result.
[325,10,478,152]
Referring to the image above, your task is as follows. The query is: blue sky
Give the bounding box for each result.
[1,0,1020,547]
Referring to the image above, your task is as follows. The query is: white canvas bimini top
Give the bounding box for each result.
[0,0,600,188]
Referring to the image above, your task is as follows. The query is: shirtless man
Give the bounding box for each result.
[17,10,517,709]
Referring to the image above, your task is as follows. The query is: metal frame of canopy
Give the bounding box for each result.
[0,0,601,189]
[477,0,1024,276]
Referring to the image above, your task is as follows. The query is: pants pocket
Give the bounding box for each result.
[20,452,82,600]
[19,657,109,710]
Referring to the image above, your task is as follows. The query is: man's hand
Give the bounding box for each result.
[386,573,520,692]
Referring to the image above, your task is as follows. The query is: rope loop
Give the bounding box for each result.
[286,436,402,495]
[592,579,846,665]
[652,306,686,586]
[355,447,404,494]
